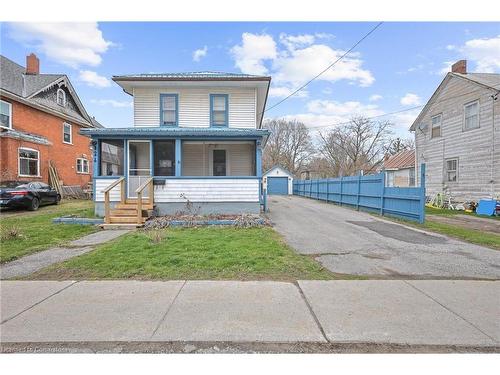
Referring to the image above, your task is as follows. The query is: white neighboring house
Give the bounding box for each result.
[383,150,415,187]
[263,165,293,195]
[410,60,500,201]
[82,72,271,222]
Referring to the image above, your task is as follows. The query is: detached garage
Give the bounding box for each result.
[263,166,293,195]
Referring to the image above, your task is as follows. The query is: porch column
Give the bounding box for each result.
[175,139,182,176]
[256,139,262,178]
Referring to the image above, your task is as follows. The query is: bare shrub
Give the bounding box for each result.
[1,226,24,241]
[145,228,167,244]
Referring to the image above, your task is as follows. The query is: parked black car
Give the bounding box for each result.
[0,181,61,211]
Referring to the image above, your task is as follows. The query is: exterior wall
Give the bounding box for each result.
[414,76,500,201]
[0,99,92,187]
[263,167,293,195]
[386,168,413,187]
[182,142,255,176]
[133,87,257,128]
[94,177,260,203]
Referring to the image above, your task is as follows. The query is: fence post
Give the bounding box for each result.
[419,163,426,224]
[380,171,385,215]
[326,179,330,202]
[356,173,361,211]
[317,179,320,200]
[340,176,343,206]
[309,179,312,198]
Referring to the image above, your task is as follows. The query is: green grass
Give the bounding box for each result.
[1,200,97,263]
[28,227,335,281]
[425,206,500,220]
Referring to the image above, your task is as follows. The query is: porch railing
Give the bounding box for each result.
[135,177,154,224]
[102,176,125,224]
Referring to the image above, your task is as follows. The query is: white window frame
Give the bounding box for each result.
[18,147,40,177]
[445,158,459,183]
[0,99,12,129]
[57,88,66,107]
[63,122,72,144]
[430,114,442,139]
[463,100,480,131]
[76,158,90,174]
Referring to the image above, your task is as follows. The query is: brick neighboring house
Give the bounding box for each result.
[0,53,102,188]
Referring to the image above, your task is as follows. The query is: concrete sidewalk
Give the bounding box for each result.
[0,280,498,351]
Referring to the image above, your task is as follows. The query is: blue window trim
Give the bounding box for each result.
[210,94,228,127]
[159,94,179,127]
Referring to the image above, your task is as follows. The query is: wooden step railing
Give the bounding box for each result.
[102,177,125,224]
[135,177,154,224]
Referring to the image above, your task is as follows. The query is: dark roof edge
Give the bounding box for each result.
[112,76,271,82]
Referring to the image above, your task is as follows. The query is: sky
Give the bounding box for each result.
[1,22,500,138]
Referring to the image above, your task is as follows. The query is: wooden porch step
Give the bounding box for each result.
[109,216,148,224]
[100,223,144,229]
[110,209,154,216]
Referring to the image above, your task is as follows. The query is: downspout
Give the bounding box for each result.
[491,92,499,199]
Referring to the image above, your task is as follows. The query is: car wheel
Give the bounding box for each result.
[55,194,61,205]
[28,197,40,211]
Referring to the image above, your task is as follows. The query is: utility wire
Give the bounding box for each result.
[263,22,384,114]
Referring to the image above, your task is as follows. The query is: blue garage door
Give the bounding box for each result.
[267,177,289,195]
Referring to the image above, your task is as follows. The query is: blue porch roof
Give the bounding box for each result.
[81,127,270,140]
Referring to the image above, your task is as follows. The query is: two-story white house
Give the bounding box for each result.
[82,72,271,225]
[410,60,500,202]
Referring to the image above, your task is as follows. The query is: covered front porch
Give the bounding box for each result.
[82,127,269,222]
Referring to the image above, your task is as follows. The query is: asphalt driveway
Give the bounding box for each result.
[268,196,500,279]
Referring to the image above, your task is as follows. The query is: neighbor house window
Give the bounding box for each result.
[100,140,124,176]
[153,140,175,176]
[57,88,66,106]
[431,114,441,138]
[76,158,89,174]
[63,122,72,144]
[18,148,40,177]
[464,100,479,130]
[409,167,415,186]
[445,158,458,182]
[0,100,12,129]
[210,94,228,127]
[160,94,178,126]
[213,149,227,176]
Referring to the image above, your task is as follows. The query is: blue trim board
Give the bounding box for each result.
[159,93,179,127]
[210,94,229,127]
[152,176,260,180]
[175,139,182,176]
[124,139,128,196]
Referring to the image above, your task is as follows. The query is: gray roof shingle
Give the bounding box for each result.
[113,71,271,81]
[453,72,500,90]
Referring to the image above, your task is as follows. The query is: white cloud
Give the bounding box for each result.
[79,70,111,88]
[462,34,500,72]
[230,33,277,75]
[192,46,208,62]
[369,94,383,102]
[437,61,454,75]
[400,93,421,106]
[8,22,112,68]
[91,99,133,108]
[446,44,456,51]
[387,108,422,133]
[230,32,374,90]
[268,86,308,98]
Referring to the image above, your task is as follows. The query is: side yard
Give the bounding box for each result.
[27,227,335,281]
[0,200,97,263]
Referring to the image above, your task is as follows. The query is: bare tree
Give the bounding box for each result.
[384,137,415,155]
[262,119,315,175]
[318,116,393,176]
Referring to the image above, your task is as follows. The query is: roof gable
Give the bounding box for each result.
[263,165,293,177]
[384,150,415,170]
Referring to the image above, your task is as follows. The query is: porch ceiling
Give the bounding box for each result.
[81,127,270,140]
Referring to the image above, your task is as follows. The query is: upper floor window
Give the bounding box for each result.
[76,158,89,174]
[160,94,178,126]
[63,122,72,144]
[210,94,228,127]
[19,148,40,177]
[445,158,458,182]
[57,88,66,107]
[464,100,479,130]
[0,99,12,129]
[431,114,441,138]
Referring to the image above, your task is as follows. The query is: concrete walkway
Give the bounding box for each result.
[0,280,498,350]
[0,230,130,280]
[268,196,500,279]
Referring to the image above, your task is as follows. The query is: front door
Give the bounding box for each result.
[128,140,151,198]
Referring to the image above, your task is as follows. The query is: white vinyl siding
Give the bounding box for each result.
[464,100,479,130]
[153,179,260,202]
[94,178,122,202]
[133,87,256,128]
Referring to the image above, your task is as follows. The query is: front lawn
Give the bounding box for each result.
[1,200,97,263]
[28,227,334,281]
[426,206,500,220]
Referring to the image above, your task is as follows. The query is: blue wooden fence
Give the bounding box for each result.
[293,164,426,223]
